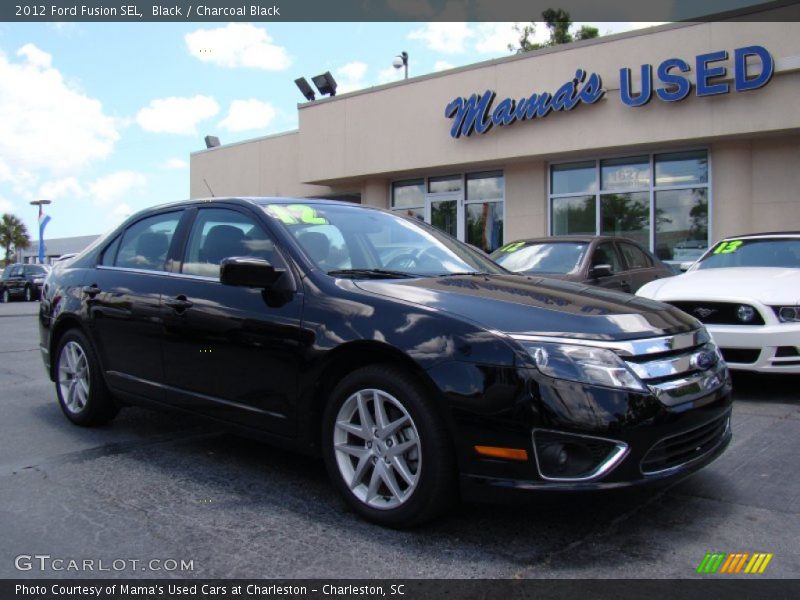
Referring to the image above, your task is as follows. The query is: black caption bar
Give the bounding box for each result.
[3,0,800,22]
[4,579,800,600]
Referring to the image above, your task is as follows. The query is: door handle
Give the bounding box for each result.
[82,285,102,296]
[165,296,193,311]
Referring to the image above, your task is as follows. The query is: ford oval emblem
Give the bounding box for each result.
[692,351,716,371]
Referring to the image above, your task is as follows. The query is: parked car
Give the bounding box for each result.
[489,236,674,293]
[40,198,731,527]
[638,232,800,373]
[0,263,50,302]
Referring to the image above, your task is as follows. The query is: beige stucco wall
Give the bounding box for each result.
[190,18,800,243]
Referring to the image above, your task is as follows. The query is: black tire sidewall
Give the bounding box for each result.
[54,329,116,426]
[322,365,456,528]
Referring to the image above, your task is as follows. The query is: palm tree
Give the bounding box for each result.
[0,213,31,266]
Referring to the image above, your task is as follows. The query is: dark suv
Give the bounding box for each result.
[39,198,732,527]
[1,263,49,302]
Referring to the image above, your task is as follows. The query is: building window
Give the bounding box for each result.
[465,171,504,252]
[391,179,425,221]
[391,171,505,253]
[549,150,710,264]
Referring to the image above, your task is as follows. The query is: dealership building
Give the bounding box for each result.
[190,8,800,265]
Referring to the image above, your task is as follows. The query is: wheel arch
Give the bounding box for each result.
[305,341,455,454]
[48,315,89,381]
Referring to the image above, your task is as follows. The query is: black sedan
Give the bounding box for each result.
[0,263,49,302]
[38,199,731,527]
[490,236,674,293]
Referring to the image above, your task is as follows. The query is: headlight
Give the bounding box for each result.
[520,341,647,392]
[33,278,44,284]
[777,306,800,322]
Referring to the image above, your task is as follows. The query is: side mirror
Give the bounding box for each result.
[220,257,290,290]
[590,263,613,279]
[679,261,694,272]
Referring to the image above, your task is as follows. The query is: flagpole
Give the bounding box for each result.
[30,199,52,264]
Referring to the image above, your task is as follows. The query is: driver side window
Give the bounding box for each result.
[182,208,284,279]
[592,242,623,273]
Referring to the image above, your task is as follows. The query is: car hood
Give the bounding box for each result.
[638,267,800,305]
[353,274,696,341]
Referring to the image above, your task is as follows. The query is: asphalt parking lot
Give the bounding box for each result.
[0,301,798,579]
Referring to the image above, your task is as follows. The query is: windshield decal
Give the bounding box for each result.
[499,241,526,253]
[266,204,329,225]
[713,240,743,255]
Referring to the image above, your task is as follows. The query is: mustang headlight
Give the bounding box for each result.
[777,306,800,323]
[520,341,647,392]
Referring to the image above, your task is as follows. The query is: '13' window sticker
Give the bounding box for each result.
[713,240,743,255]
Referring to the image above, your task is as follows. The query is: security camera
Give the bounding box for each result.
[392,56,404,69]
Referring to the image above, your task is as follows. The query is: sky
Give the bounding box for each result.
[0,20,664,240]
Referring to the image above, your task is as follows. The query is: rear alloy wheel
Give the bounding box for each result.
[323,365,456,527]
[24,285,32,302]
[55,329,119,426]
[0,288,8,303]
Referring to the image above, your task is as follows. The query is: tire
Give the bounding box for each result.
[322,364,456,528]
[54,329,119,426]
[24,285,32,302]
[0,288,7,303]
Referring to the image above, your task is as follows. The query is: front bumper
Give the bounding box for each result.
[709,322,800,373]
[428,359,733,500]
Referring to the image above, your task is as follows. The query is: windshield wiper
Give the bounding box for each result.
[327,268,418,279]
[437,271,497,277]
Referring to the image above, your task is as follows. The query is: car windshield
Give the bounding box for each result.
[261,202,507,277]
[490,241,588,274]
[696,238,800,270]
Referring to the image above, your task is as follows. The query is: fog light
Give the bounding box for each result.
[737,305,756,322]
[533,430,628,482]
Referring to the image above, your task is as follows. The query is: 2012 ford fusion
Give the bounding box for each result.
[39,198,732,527]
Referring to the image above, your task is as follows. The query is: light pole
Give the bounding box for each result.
[30,199,51,264]
[393,51,409,80]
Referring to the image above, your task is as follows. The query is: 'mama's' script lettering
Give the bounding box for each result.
[444,69,604,139]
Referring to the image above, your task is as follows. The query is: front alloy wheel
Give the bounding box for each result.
[1,288,8,303]
[58,341,90,415]
[24,285,32,301]
[333,388,421,510]
[323,365,456,528]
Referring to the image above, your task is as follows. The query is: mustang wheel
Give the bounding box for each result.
[322,365,456,527]
[55,329,119,426]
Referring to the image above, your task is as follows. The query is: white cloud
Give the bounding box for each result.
[185,24,291,71]
[433,60,455,72]
[0,44,119,187]
[162,158,188,170]
[409,22,474,54]
[136,95,219,136]
[474,23,524,54]
[112,203,132,219]
[218,99,277,133]
[38,177,84,200]
[88,171,146,207]
[16,43,52,68]
[376,67,403,85]
[0,197,13,213]
[336,61,369,93]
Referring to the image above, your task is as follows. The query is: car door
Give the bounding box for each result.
[617,241,664,292]
[587,241,631,292]
[7,265,24,296]
[159,206,306,436]
[86,209,185,401]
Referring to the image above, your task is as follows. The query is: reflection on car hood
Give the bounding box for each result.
[637,267,800,305]
[354,274,696,341]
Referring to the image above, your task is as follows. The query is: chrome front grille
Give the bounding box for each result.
[621,332,728,407]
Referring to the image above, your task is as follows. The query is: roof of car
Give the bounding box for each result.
[726,231,800,239]
[505,235,641,245]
